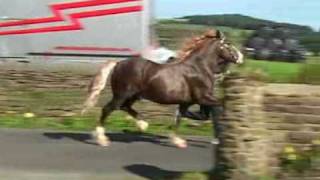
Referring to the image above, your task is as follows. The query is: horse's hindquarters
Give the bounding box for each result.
[110,59,146,97]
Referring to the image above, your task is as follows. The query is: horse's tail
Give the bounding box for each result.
[81,60,118,115]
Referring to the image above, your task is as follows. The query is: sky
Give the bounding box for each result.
[155,0,320,30]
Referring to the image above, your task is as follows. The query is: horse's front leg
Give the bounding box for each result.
[199,94,222,145]
[169,104,189,148]
[210,105,223,145]
[180,108,206,120]
[180,105,212,121]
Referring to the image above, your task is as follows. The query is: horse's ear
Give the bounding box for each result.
[217,30,226,42]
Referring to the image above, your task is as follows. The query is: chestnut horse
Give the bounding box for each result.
[82,29,244,148]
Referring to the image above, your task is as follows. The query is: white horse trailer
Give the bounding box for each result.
[0,0,154,60]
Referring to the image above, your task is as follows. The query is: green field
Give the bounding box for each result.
[236,57,320,84]
[239,59,303,83]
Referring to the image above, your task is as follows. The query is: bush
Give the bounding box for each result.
[280,140,320,174]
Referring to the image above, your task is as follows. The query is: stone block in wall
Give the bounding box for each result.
[266,112,320,124]
[222,139,240,148]
[0,96,7,101]
[265,84,320,97]
[305,125,320,132]
[287,132,319,144]
[264,104,320,115]
[265,123,306,131]
[224,94,248,101]
[265,96,320,106]
[224,86,248,94]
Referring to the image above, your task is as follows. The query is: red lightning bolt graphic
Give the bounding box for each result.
[0,0,142,35]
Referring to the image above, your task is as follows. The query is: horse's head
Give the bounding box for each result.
[177,29,244,70]
[214,31,244,65]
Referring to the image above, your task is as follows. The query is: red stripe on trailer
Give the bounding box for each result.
[0,0,141,27]
[55,46,134,52]
[0,6,142,35]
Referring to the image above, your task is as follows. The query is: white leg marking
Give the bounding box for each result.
[170,134,188,149]
[94,126,110,147]
[136,120,149,132]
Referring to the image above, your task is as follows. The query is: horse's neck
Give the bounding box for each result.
[186,54,218,76]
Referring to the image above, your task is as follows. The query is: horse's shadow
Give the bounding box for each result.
[43,130,210,148]
[124,164,185,180]
[125,164,216,180]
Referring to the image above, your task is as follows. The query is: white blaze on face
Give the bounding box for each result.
[232,45,244,64]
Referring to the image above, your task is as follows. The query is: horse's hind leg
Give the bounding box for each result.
[121,97,149,132]
[169,104,189,148]
[94,97,124,147]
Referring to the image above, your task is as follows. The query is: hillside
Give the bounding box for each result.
[157,15,320,55]
[181,14,313,34]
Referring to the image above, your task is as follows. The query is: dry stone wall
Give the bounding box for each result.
[219,76,320,180]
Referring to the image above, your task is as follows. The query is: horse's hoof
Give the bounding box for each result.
[136,120,149,132]
[97,136,110,147]
[211,138,220,145]
[176,142,188,149]
[171,136,188,149]
[97,140,110,147]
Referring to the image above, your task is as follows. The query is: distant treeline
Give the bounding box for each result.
[182,14,313,33]
[181,14,320,55]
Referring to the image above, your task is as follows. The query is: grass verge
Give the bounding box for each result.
[0,111,212,136]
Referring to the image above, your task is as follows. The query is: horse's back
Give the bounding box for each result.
[110,57,157,96]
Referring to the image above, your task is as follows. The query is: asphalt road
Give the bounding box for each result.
[0,128,214,180]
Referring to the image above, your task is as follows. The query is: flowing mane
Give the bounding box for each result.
[177,29,219,61]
